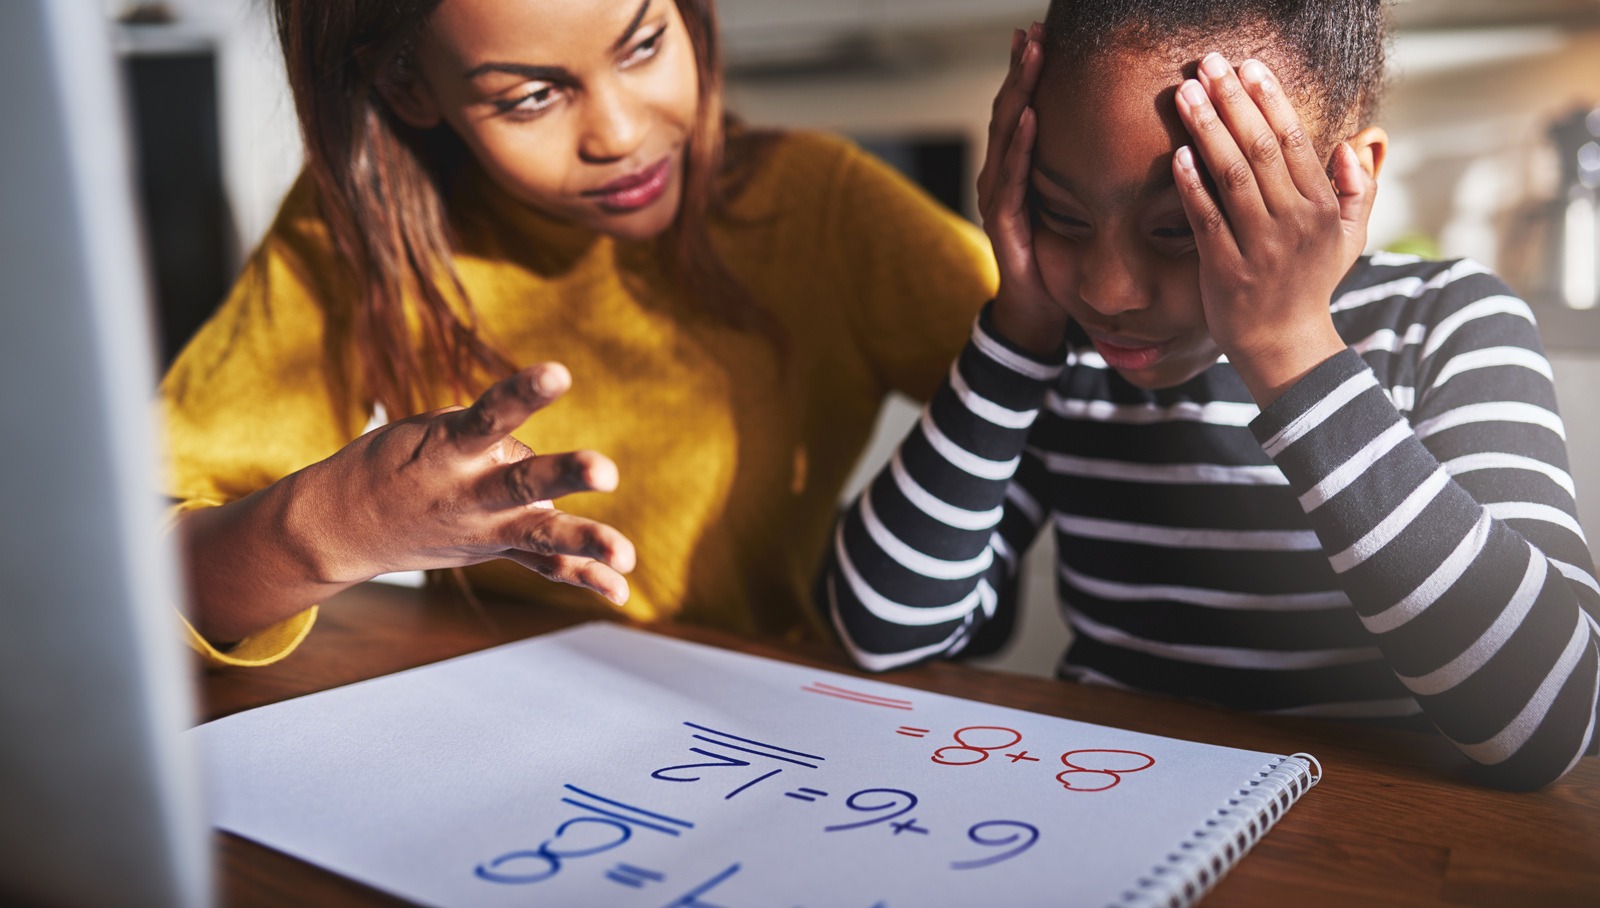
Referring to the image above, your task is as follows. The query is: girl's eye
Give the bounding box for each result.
[494,83,564,116]
[1029,189,1089,237]
[1149,222,1196,255]
[622,25,667,67]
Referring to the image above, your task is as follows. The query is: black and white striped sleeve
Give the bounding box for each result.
[1252,264,1600,789]
[820,304,1061,670]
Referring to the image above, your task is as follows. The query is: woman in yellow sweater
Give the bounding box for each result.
[165,0,996,665]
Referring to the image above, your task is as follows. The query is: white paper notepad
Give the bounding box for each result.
[189,623,1319,907]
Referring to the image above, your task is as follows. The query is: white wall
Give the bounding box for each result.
[124,0,301,253]
[727,30,1011,220]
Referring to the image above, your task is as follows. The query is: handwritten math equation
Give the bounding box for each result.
[804,679,1157,791]
[472,689,1156,905]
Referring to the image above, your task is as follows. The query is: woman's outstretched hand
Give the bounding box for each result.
[300,362,635,599]
[978,22,1068,356]
[1172,53,1377,405]
[181,362,635,644]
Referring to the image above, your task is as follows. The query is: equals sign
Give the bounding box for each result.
[801,682,914,711]
[605,863,666,889]
[897,726,930,738]
[561,785,695,836]
[785,788,829,802]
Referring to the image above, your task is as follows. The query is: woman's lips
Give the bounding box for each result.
[1088,334,1169,372]
[585,157,672,212]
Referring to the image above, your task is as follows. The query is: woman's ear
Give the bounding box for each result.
[377,72,443,130]
[1347,126,1388,181]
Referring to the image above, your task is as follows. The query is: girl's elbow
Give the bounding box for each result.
[1459,738,1594,792]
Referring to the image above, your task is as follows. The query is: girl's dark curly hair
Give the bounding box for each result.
[1042,0,1391,146]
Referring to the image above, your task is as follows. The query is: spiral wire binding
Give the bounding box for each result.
[1114,753,1322,908]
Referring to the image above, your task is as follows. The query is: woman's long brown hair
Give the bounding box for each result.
[271,0,774,420]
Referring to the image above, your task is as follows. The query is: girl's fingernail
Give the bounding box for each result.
[1200,52,1229,80]
[1179,80,1207,108]
[1175,146,1195,170]
[1240,59,1268,85]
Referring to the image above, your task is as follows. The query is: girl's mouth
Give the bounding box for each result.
[1089,335,1169,372]
[584,156,673,213]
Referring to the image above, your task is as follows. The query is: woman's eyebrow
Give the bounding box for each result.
[611,0,653,53]
[463,62,569,82]
[460,0,652,82]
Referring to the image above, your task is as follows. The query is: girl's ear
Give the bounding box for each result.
[378,73,444,130]
[1347,126,1388,181]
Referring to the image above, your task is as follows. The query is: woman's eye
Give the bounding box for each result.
[494,83,563,116]
[1151,225,1194,240]
[622,26,667,67]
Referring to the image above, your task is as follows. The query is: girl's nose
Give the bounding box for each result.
[577,82,646,164]
[1076,240,1150,318]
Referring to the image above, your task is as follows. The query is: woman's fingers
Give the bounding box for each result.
[1235,58,1332,205]
[478,449,619,510]
[501,550,633,606]
[501,508,636,574]
[446,363,571,456]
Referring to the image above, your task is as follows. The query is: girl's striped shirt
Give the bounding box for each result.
[822,254,1600,790]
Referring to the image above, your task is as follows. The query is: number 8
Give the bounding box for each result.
[932,726,1023,766]
[1055,749,1154,792]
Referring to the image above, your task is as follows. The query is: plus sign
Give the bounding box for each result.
[891,818,929,836]
[1005,751,1040,763]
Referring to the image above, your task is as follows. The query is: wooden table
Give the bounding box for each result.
[200,582,1600,907]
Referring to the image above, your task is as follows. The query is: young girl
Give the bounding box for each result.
[822,0,1600,790]
[164,0,997,664]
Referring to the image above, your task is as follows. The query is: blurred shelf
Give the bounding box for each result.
[113,21,218,57]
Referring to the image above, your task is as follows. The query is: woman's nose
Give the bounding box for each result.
[1076,240,1150,318]
[577,82,646,164]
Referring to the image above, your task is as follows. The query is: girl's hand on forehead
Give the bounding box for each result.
[1173,53,1377,406]
[978,22,1042,215]
[978,22,1068,356]
[297,363,636,606]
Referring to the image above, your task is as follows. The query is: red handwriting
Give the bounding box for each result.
[921,726,1155,793]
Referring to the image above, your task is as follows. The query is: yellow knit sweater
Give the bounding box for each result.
[161,130,997,666]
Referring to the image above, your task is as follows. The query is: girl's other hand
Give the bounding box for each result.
[294,362,636,605]
[978,23,1067,356]
[1172,54,1377,405]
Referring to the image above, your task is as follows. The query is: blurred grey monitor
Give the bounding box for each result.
[0,1,211,906]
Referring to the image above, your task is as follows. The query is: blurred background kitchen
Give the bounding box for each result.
[111,0,1600,676]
